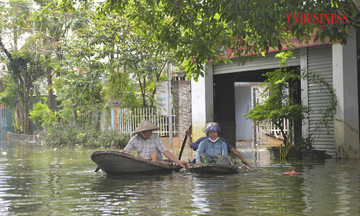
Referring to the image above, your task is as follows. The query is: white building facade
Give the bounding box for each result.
[191,30,359,158]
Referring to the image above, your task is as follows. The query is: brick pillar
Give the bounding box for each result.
[172,80,191,144]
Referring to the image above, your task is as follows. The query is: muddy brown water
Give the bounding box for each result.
[0,140,359,215]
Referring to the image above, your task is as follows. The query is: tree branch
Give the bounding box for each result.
[0,37,12,60]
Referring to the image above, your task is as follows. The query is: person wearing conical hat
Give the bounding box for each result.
[122,119,188,168]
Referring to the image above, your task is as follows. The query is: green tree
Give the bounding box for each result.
[74,8,173,109]
[53,35,105,126]
[118,31,172,108]
[0,39,45,134]
[0,0,46,134]
[86,12,145,108]
[31,0,95,112]
[100,0,358,79]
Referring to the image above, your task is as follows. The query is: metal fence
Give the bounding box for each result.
[269,119,290,138]
[117,107,177,137]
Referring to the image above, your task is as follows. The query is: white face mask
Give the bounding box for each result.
[209,137,219,143]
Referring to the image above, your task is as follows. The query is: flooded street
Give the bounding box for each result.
[0,140,359,215]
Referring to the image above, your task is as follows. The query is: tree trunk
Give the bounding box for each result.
[47,63,54,111]
[15,103,23,133]
[277,121,288,147]
[22,80,32,135]
[23,98,32,134]
[13,26,18,51]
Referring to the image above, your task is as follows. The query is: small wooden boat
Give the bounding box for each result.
[91,151,182,175]
[189,163,239,175]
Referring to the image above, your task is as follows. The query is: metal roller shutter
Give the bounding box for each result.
[213,49,300,75]
[307,45,335,156]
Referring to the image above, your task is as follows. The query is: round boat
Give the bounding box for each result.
[91,151,182,175]
[189,163,239,175]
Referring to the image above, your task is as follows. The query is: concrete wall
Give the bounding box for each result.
[333,29,359,158]
[191,63,214,141]
[6,132,39,144]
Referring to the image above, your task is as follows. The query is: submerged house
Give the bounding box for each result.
[191,30,359,159]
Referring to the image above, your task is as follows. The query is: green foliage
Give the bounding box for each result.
[103,69,142,108]
[0,75,19,111]
[245,51,310,146]
[99,0,359,80]
[246,50,337,150]
[39,124,129,148]
[29,98,58,129]
[2,49,46,134]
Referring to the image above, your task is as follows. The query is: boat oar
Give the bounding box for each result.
[178,125,192,160]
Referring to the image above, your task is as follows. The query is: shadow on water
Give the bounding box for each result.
[0,140,359,215]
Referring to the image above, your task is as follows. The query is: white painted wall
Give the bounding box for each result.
[300,48,309,137]
[191,63,214,140]
[332,29,359,158]
[234,85,252,141]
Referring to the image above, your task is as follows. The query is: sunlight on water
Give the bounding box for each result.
[0,141,359,215]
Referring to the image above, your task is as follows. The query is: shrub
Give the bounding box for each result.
[39,124,129,149]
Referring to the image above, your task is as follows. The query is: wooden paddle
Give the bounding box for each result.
[178,125,192,160]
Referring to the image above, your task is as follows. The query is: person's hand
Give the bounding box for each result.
[242,161,253,170]
[185,129,191,136]
[121,150,130,154]
[195,161,203,165]
[176,160,188,168]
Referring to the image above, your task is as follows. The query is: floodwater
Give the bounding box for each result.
[0,139,359,216]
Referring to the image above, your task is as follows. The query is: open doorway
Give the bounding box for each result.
[214,67,301,147]
[234,82,262,142]
[213,70,267,146]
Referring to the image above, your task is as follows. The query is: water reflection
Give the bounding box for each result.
[0,141,359,215]
[301,160,360,216]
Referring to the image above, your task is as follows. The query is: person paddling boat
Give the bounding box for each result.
[122,119,188,169]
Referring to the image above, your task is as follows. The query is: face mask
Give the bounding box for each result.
[209,137,219,143]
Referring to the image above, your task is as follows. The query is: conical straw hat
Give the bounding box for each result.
[132,120,159,134]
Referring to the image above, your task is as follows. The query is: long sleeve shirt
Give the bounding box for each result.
[195,138,228,163]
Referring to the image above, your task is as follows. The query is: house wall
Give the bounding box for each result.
[332,30,359,158]
[0,105,15,139]
[191,64,214,141]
